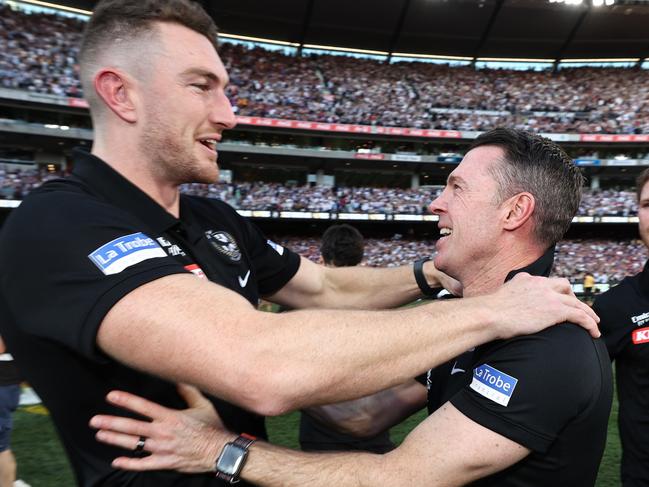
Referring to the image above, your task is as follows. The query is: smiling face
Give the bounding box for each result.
[428,145,508,282]
[136,22,236,185]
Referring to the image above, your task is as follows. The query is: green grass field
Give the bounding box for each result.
[11,394,622,486]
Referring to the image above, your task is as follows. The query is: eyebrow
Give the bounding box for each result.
[447,174,468,186]
[180,68,228,86]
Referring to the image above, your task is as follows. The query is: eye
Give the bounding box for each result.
[191,83,210,92]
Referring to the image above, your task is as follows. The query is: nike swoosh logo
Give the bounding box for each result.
[450,361,465,375]
[238,270,251,288]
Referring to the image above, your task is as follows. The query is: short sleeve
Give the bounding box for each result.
[594,286,630,360]
[450,326,603,453]
[224,204,300,295]
[0,189,189,362]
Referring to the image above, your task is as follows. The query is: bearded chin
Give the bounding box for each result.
[139,131,219,185]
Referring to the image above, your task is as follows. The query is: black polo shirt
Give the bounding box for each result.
[595,259,649,487]
[0,150,300,486]
[424,249,613,487]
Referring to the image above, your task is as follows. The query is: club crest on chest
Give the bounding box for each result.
[205,230,242,262]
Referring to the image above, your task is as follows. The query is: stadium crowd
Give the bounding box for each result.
[1,5,649,134]
[0,166,641,217]
[1,165,641,285]
[280,235,647,287]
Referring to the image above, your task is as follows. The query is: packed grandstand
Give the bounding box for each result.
[0,165,645,286]
[0,166,641,217]
[2,3,649,135]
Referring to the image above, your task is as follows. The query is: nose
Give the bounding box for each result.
[210,90,237,130]
[428,188,447,215]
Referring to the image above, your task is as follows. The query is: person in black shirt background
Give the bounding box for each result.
[299,224,426,454]
[595,168,649,487]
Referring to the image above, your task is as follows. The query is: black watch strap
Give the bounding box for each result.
[414,258,438,297]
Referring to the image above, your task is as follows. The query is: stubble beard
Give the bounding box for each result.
[139,115,218,186]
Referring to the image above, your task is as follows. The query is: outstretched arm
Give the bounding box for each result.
[267,256,461,310]
[91,391,529,486]
[98,272,599,416]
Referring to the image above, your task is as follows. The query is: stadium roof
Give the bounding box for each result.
[35,0,649,61]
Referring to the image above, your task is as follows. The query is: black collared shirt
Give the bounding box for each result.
[425,248,613,487]
[595,259,649,486]
[0,150,300,486]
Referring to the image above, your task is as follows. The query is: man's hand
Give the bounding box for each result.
[423,260,462,296]
[488,273,600,339]
[175,383,224,428]
[89,387,228,474]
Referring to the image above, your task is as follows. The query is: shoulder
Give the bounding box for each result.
[594,274,643,333]
[594,275,639,311]
[484,325,607,387]
[182,194,239,217]
[2,178,139,240]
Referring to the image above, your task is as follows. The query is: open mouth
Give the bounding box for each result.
[198,139,217,153]
[439,227,452,237]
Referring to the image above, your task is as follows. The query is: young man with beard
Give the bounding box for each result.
[0,0,600,485]
[92,129,612,487]
[594,169,649,487]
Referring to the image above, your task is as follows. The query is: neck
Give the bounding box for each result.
[92,132,181,217]
[461,243,545,298]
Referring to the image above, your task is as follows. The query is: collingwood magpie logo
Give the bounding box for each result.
[205,230,241,262]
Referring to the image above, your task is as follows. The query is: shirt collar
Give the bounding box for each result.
[504,245,555,282]
[71,149,180,234]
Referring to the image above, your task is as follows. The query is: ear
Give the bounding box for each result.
[93,68,138,124]
[502,192,535,231]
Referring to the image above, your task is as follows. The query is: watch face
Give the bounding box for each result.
[217,443,247,476]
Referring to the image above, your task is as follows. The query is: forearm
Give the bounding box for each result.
[242,299,495,413]
[271,257,448,311]
[243,441,385,487]
[314,263,430,309]
[303,381,427,437]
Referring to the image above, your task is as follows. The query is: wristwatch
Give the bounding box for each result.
[215,433,256,484]
[414,257,439,297]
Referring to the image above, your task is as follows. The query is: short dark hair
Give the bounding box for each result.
[469,128,583,247]
[637,168,649,201]
[320,225,364,267]
[79,0,218,105]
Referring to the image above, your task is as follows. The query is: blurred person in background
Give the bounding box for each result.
[595,168,649,487]
[299,224,426,454]
[0,335,29,487]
